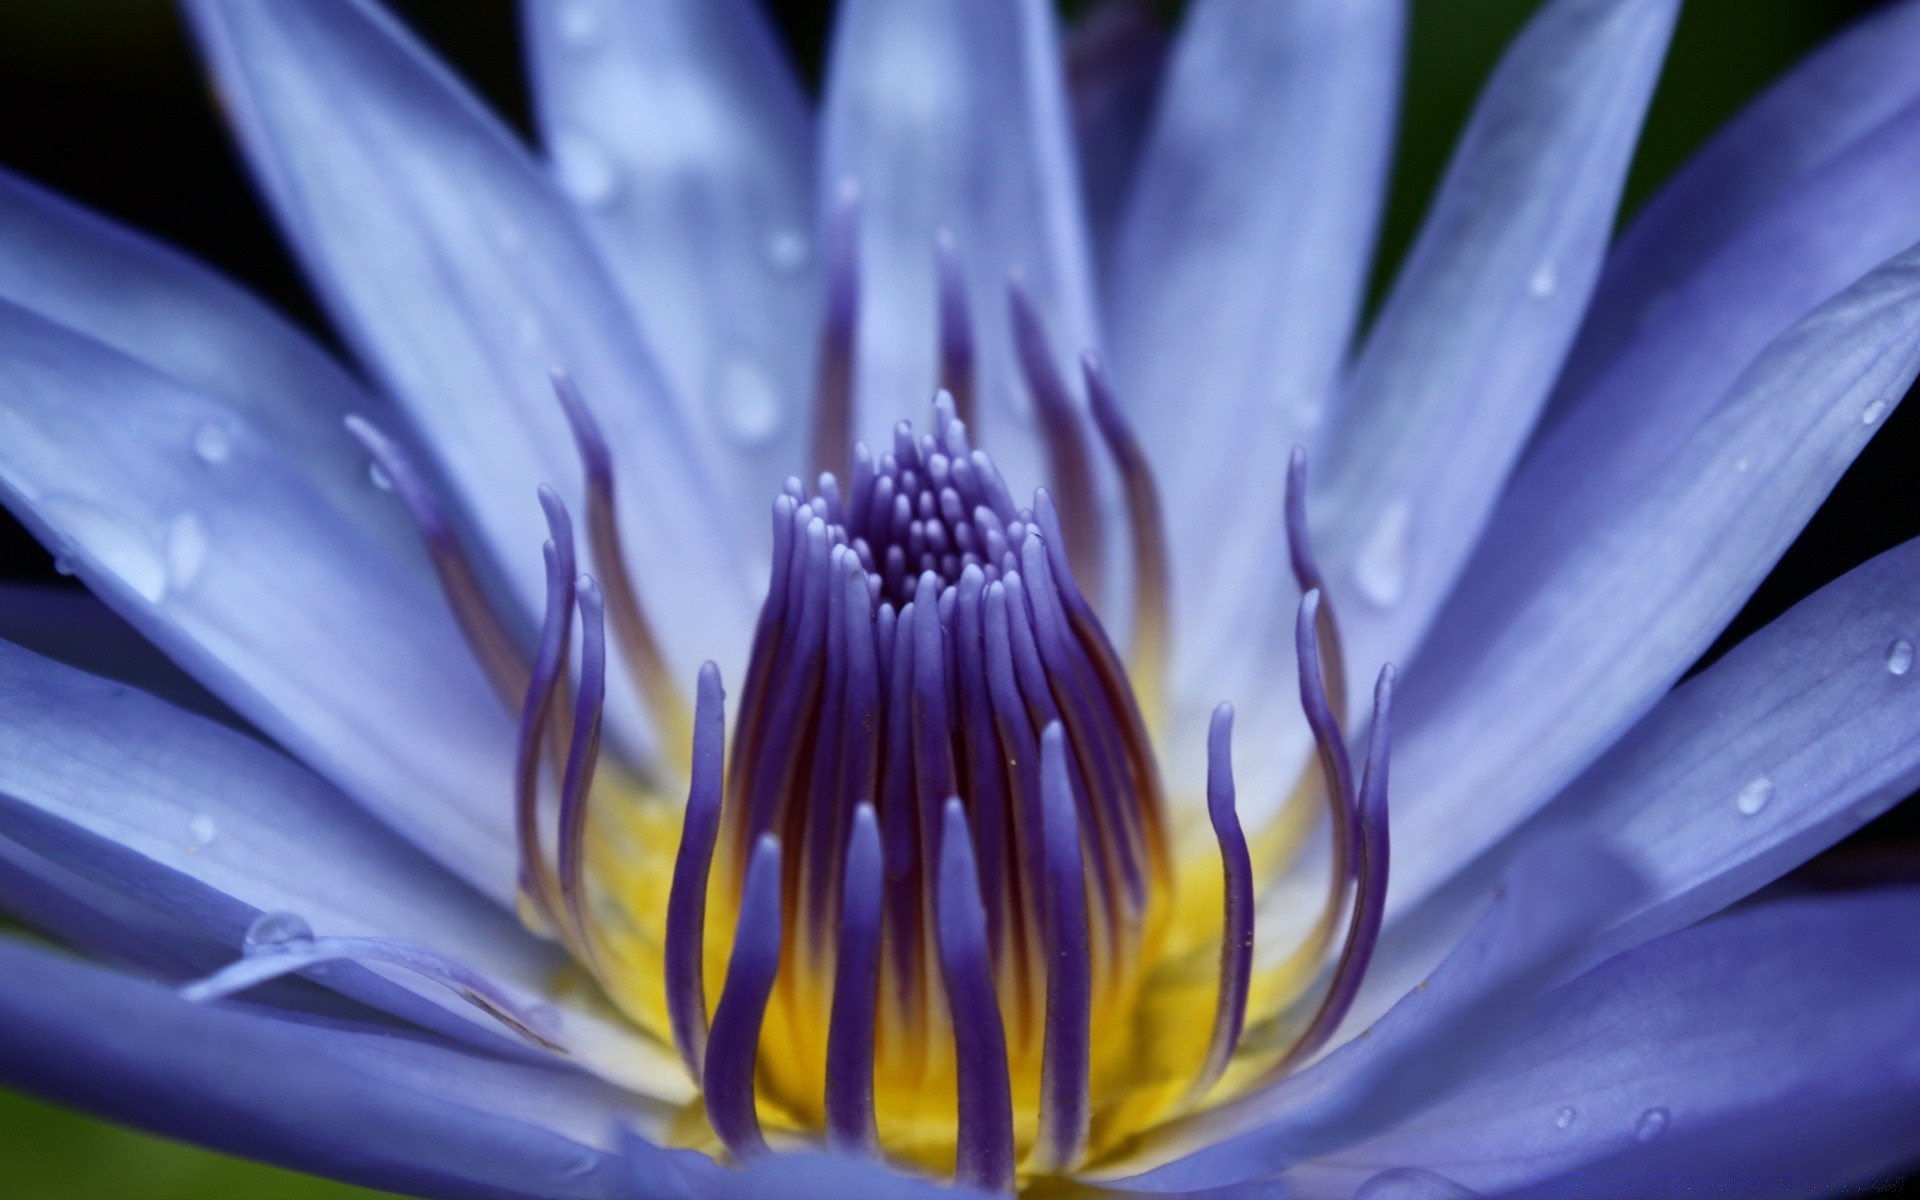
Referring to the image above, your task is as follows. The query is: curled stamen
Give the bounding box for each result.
[811,182,862,482]
[1009,279,1103,599]
[513,494,577,938]
[552,370,686,761]
[705,835,784,1161]
[1083,353,1170,719]
[1273,665,1394,1073]
[826,804,884,1157]
[1297,588,1359,925]
[1034,723,1091,1174]
[557,574,608,963]
[936,230,978,430]
[936,800,1015,1195]
[345,416,528,706]
[665,662,726,1079]
[1191,703,1252,1104]
[1286,447,1347,722]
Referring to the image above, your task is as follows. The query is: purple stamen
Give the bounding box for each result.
[512,492,577,938]
[665,662,726,1079]
[1286,447,1348,722]
[1297,588,1358,912]
[1034,723,1091,1173]
[558,574,608,964]
[345,416,528,705]
[1190,704,1252,1104]
[936,231,978,430]
[704,835,784,1162]
[936,800,1015,1195]
[811,181,862,481]
[1008,279,1102,598]
[826,804,884,1156]
[1274,665,1395,1073]
[1082,353,1171,699]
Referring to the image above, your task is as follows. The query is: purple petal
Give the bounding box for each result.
[820,0,1101,503]
[0,584,233,724]
[181,0,757,709]
[0,301,519,898]
[1065,0,1170,264]
[1384,238,1920,916]
[1318,0,1677,679]
[0,935,644,1200]
[1106,0,1402,711]
[1550,0,1920,414]
[521,0,816,533]
[1284,889,1920,1198]
[0,835,224,977]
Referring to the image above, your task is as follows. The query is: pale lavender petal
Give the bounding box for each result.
[181,0,757,714]
[820,0,1101,502]
[1318,0,1677,679]
[1106,0,1402,714]
[0,301,519,897]
[1385,239,1920,915]
[1065,0,1170,267]
[1549,0,1920,414]
[522,0,815,532]
[1284,889,1920,1198]
[0,936,647,1200]
[0,835,225,977]
[0,583,232,724]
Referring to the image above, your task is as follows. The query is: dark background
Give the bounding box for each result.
[0,1,1914,1196]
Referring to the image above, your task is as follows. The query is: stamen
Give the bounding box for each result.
[512,493,577,938]
[826,803,884,1156]
[345,416,528,706]
[936,800,1015,1195]
[665,662,726,1079]
[1083,353,1170,719]
[1286,447,1348,722]
[705,835,784,1161]
[811,182,862,482]
[1033,723,1091,1174]
[936,230,978,430]
[1190,704,1253,1104]
[1009,279,1103,598]
[1297,588,1359,921]
[557,574,608,962]
[1273,665,1394,1073]
[551,370,687,760]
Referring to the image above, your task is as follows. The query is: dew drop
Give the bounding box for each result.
[1886,639,1914,677]
[40,496,166,603]
[1736,776,1774,816]
[1355,1167,1478,1200]
[243,911,314,955]
[187,813,218,849]
[1354,499,1413,608]
[1554,1105,1577,1130]
[368,460,394,491]
[715,358,784,446]
[553,131,619,207]
[1635,1106,1671,1142]
[193,422,233,465]
[764,226,809,274]
[53,556,75,578]
[557,0,601,47]
[1862,399,1889,425]
[165,513,209,591]
[1528,261,1559,298]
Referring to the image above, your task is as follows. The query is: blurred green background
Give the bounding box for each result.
[0,0,1902,1197]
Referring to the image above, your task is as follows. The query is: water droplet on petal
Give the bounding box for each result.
[1355,1167,1479,1199]
[52,556,75,577]
[1862,399,1889,426]
[557,1,601,48]
[1554,1105,1577,1130]
[369,460,394,491]
[764,226,809,274]
[1528,261,1559,298]
[1736,776,1774,816]
[715,357,784,446]
[193,422,233,465]
[243,911,314,954]
[187,813,218,849]
[1354,499,1413,608]
[165,513,208,591]
[553,130,619,208]
[1635,1106,1671,1142]
[41,496,166,603]
[1886,639,1914,677]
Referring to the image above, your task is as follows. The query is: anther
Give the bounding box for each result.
[1034,723,1092,1174]
[1009,279,1103,599]
[512,494,577,939]
[936,800,1016,1195]
[1084,352,1171,721]
[1191,703,1252,1104]
[936,230,978,429]
[826,804,884,1156]
[705,835,784,1162]
[557,574,608,960]
[665,662,726,1079]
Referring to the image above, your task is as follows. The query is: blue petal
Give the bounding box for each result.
[1065,0,1171,270]
[1316,0,1677,676]
[0,935,646,1200]
[182,0,757,720]
[1385,239,1920,914]
[0,300,520,898]
[0,170,419,567]
[630,1139,977,1200]
[0,835,226,977]
[521,0,816,536]
[0,583,234,724]
[1282,889,1920,1198]
[1104,0,1402,712]
[1550,0,1920,414]
[820,0,1101,498]
[1100,839,1641,1192]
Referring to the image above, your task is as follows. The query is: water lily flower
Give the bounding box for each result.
[4,0,1920,1196]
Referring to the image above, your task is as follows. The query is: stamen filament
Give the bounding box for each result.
[936,799,1016,1195]
[1083,353,1171,723]
[1191,703,1252,1104]
[705,835,784,1161]
[1009,279,1103,598]
[936,230,978,430]
[665,662,726,1079]
[557,574,608,966]
[1033,723,1091,1174]
[811,182,861,482]
[512,495,577,939]
[826,803,884,1156]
